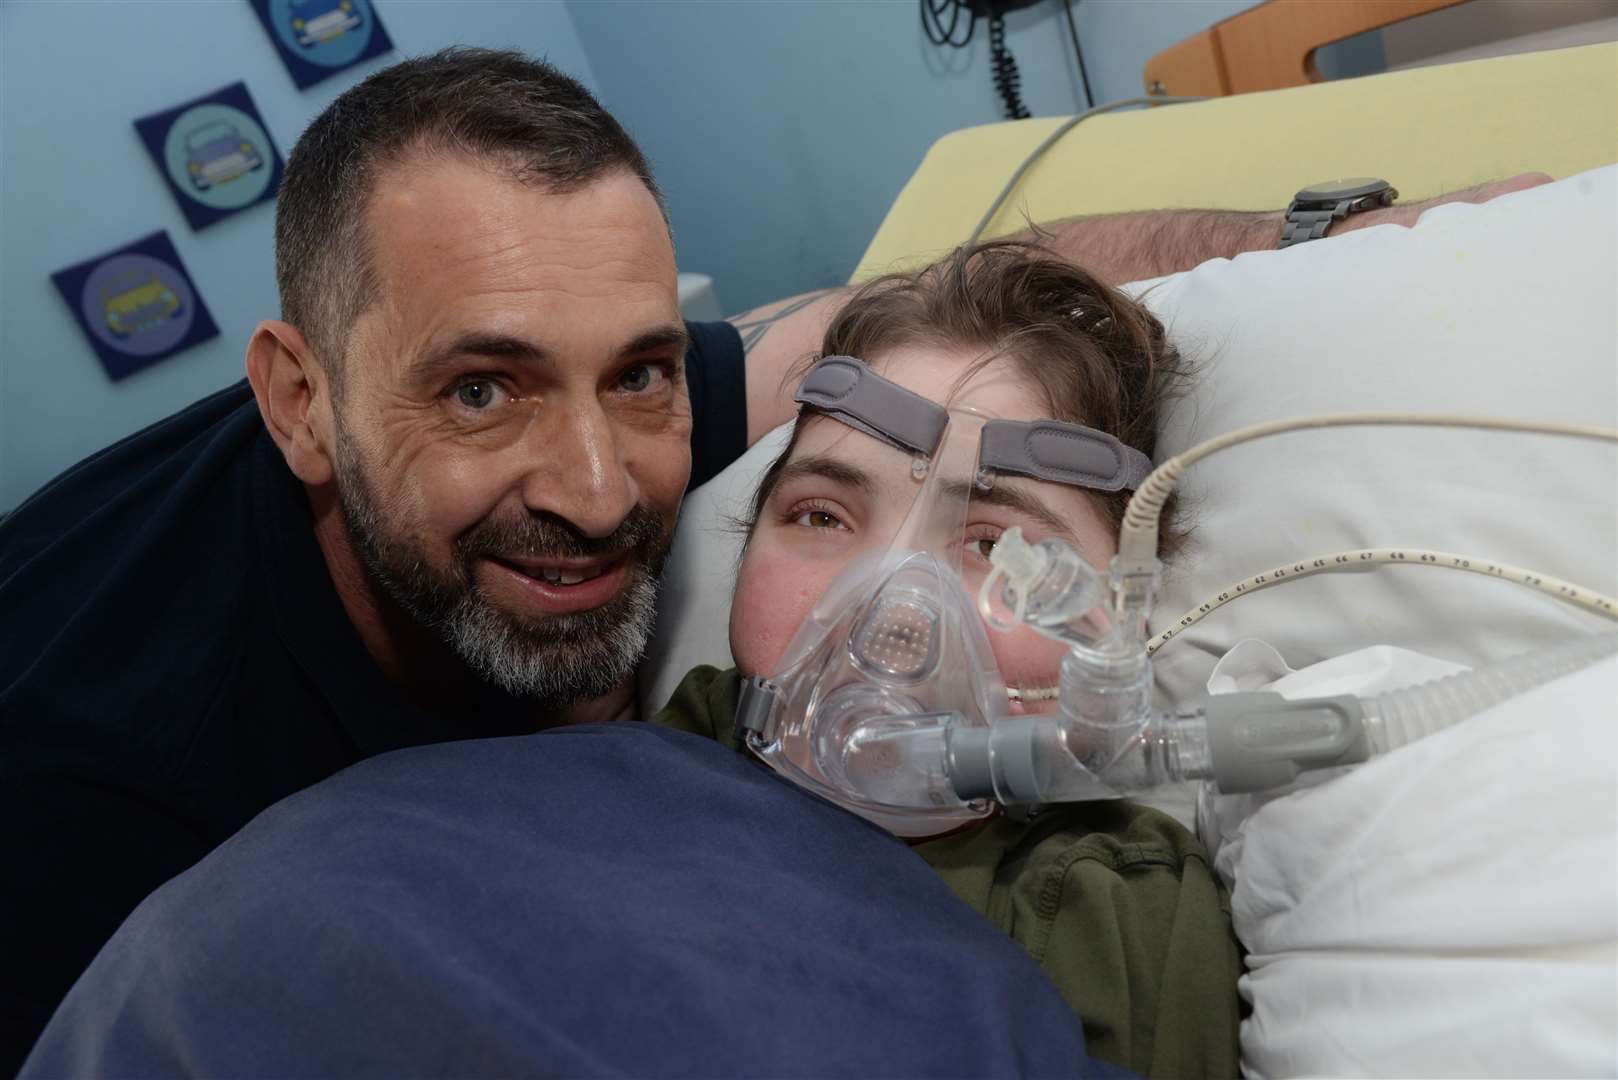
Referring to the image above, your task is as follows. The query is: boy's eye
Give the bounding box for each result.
[794,508,846,530]
[964,527,1004,561]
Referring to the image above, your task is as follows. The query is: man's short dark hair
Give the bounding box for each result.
[275,47,662,379]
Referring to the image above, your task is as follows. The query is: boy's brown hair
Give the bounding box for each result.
[753,240,1190,552]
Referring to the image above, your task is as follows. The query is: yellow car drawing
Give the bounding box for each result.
[103,273,182,339]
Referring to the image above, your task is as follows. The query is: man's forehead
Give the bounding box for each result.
[362,153,674,290]
[349,154,679,374]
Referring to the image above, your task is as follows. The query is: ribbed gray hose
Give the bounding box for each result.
[1365,633,1617,755]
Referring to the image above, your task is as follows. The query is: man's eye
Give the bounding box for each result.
[619,364,663,393]
[455,380,501,410]
[794,509,846,530]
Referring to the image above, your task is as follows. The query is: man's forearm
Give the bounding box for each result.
[1031,209,1283,286]
[730,288,846,444]
[1031,173,1553,286]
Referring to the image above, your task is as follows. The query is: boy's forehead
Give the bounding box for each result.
[865,343,1047,421]
[789,415,915,481]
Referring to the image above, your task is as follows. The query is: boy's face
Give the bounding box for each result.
[729,344,1119,712]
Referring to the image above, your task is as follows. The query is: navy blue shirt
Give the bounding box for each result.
[0,319,746,1070]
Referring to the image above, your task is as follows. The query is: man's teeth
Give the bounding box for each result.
[1005,685,1058,703]
[536,566,606,585]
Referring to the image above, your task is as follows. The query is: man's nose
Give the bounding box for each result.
[516,401,640,539]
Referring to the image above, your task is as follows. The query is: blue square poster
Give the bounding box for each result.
[134,82,284,232]
[51,232,220,382]
[249,0,393,90]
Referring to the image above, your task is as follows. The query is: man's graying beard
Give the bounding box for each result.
[333,432,668,707]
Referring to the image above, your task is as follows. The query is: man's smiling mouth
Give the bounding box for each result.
[494,556,619,586]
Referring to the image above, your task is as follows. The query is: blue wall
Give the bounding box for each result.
[567,0,1257,316]
[0,0,598,511]
[1,0,1257,511]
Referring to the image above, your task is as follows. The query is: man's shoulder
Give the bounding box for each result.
[0,379,277,739]
[679,320,748,492]
[1,379,264,557]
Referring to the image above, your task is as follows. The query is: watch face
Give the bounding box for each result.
[1296,177,1391,202]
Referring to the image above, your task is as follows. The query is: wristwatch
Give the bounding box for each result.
[1279,178,1398,248]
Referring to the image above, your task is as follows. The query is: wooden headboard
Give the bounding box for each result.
[1142,0,1468,97]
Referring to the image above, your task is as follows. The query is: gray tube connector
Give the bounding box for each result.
[1204,692,1369,793]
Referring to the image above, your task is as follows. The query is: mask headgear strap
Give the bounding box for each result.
[978,420,1153,492]
[793,356,948,457]
[795,356,1153,493]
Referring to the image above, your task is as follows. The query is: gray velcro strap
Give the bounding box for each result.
[979,420,1153,493]
[793,356,948,457]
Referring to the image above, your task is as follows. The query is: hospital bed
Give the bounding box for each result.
[644,42,1618,1078]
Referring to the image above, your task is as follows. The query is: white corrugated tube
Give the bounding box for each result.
[1361,633,1617,756]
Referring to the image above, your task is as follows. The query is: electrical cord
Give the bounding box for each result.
[1119,414,1618,574]
[987,11,1031,120]
[966,94,1208,246]
[919,0,1036,122]
[1149,547,1618,655]
[1061,0,1094,107]
[920,0,975,47]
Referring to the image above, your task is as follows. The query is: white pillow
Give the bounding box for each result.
[639,424,791,718]
[1144,165,1618,706]
[641,167,1618,716]
[1197,643,1618,1079]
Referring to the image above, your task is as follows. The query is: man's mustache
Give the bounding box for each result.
[456,504,668,564]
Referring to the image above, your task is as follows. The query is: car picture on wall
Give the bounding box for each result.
[291,0,362,48]
[51,231,219,381]
[251,0,393,90]
[101,271,184,340]
[183,121,264,191]
[134,82,284,231]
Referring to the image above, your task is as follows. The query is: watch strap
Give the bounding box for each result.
[1280,206,1339,248]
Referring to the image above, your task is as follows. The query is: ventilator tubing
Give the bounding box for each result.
[1359,631,1617,755]
[947,621,1616,805]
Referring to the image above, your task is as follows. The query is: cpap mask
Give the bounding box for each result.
[735,356,1153,837]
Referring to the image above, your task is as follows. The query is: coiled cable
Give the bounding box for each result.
[987,12,1030,120]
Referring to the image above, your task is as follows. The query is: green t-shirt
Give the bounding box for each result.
[649,665,1243,1080]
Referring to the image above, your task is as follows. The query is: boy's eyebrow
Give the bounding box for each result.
[766,454,878,497]
[941,478,1075,539]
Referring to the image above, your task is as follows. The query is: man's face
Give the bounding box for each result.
[330,159,690,706]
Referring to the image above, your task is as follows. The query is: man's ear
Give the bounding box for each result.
[245,320,335,487]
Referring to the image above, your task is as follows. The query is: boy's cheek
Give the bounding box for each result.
[988,627,1068,696]
[729,550,834,677]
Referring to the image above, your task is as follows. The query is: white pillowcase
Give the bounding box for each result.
[1198,643,1618,1079]
[1144,165,1618,706]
